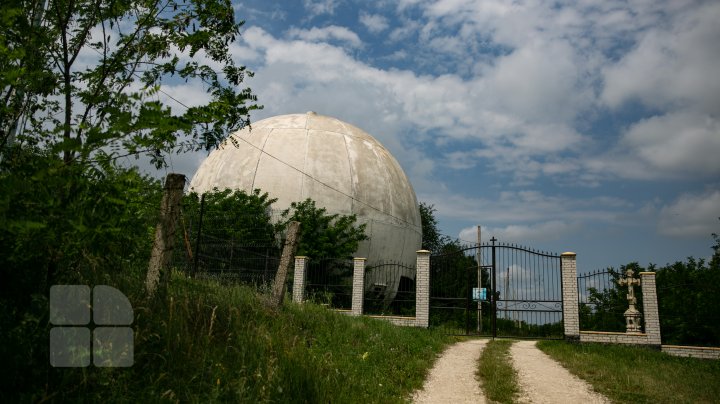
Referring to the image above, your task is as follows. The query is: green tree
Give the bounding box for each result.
[656,253,720,346]
[0,149,163,396]
[0,0,259,285]
[178,188,279,275]
[279,199,368,259]
[0,0,55,152]
[419,202,452,254]
[0,149,162,301]
[183,188,278,246]
[0,0,259,394]
[2,0,259,166]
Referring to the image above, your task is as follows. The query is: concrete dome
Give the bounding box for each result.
[189,112,422,266]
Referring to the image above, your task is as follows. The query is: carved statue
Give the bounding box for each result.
[617,268,642,333]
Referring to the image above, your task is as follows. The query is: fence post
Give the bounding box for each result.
[145,173,185,299]
[292,256,309,303]
[561,252,580,340]
[192,193,205,275]
[415,250,431,328]
[270,221,301,309]
[640,272,662,346]
[351,258,366,316]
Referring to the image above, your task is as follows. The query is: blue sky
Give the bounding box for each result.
[157,0,720,273]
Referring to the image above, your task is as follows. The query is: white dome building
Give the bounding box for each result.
[189,112,422,267]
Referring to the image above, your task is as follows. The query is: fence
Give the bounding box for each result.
[293,252,430,328]
[148,175,699,352]
[492,244,563,339]
[574,268,661,346]
[173,200,286,288]
[363,261,416,316]
[305,258,354,309]
[576,269,639,332]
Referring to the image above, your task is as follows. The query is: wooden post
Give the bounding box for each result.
[145,173,185,298]
[270,221,301,309]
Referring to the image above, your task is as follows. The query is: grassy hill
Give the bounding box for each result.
[10,272,450,403]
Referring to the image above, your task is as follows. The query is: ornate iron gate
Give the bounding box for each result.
[430,238,564,338]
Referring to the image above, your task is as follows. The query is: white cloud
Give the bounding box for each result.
[486,38,593,123]
[389,0,720,182]
[303,0,339,18]
[658,190,720,237]
[286,25,363,48]
[601,2,720,114]
[158,81,212,113]
[421,190,630,228]
[359,12,389,33]
[388,19,422,42]
[585,110,720,180]
[459,220,581,243]
[622,111,720,178]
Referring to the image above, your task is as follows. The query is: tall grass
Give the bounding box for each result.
[538,340,720,404]
[22,271,450,403]
[477,339,520,403]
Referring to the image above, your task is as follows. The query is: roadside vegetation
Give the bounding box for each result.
[6,270,451,402]
[477,339,520,404]
[538,340,720,404]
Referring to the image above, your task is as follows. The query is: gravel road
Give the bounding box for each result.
[510,340,610,404]
[411,339,611,404]
[412,339,488,404]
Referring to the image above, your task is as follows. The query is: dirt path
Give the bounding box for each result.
[510,340,610,404]
[412,339,488,404]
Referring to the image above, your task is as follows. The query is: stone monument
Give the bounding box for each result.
[617,268,642,333]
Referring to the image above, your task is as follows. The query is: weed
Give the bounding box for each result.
[477,339,520,403]
[13,271,451,403]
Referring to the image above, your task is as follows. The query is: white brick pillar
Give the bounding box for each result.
[292,256,309,303]
[415,250,431,328]
[561,252,580,339]
[640,272,662,346]
[351,258,366,316]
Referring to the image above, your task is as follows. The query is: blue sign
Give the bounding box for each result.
[472,287,487,301]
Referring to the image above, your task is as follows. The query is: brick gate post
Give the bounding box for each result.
[640,272,662,346]
[561,252,580,340]
[415,250,431,328]
[292,256,309,303]
[351,258,366,316]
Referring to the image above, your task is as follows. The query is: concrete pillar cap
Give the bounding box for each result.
[561,252,577,256]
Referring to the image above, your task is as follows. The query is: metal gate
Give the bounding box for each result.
[430,238,563,338]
